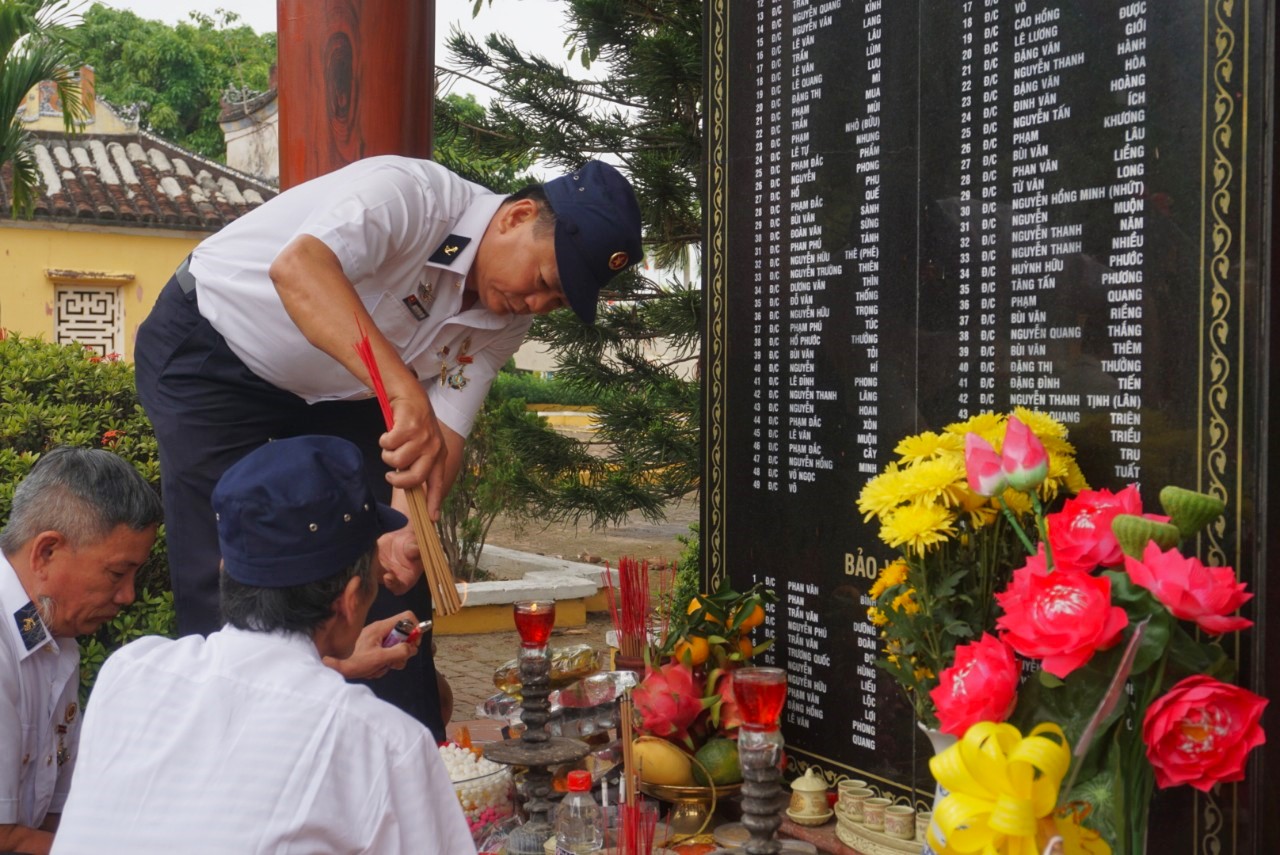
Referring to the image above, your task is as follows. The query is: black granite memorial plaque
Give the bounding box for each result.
[703,1,1273,850]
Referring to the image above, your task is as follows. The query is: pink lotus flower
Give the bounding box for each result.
[1125,542,1253,635]
[633,661,711,742]
[1143,675,1267,791]
[1000,415,1049,491]
[995,547,1129,678]
[964,433,1006,497]
[1047,485,1148,572]
[930,633,1020,736]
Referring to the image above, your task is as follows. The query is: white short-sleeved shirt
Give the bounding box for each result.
[191,156,533,437]
[52,627,476,854]
[0,552,80,828]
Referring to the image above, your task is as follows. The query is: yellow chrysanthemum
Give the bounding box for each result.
[1000,488,1034,516]
[1063,458,1090,494]
[880,503,957,556]
[1011,407,1069,441]
[898,456,968,507]
[857,463,908,522]
[868,607,889,627]
[944,412,1005,443]
[868,559,910,599]
[956,489,1001,529]
[891,588,921,615]
[913,666,935,681]
[894,431,953,463]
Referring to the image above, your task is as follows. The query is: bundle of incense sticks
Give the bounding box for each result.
[603,558,674,661]
[618,695,647,854]
[354,320,461,616]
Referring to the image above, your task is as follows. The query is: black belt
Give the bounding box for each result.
[175,255,197,295]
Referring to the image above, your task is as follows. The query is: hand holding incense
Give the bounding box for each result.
[353,318,462,615]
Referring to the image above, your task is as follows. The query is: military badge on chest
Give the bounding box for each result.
[402,275,437,322]
[438,336,475,390]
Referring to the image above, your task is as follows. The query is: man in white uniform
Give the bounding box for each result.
[0,447,162,855]
[135,157,643,739]
[52,435,475,854]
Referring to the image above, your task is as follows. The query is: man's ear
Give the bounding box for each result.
[28,530,67,578]
[498,198,539,232]
[331,575,366,627]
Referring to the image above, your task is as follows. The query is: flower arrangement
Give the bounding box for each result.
[873,412,1267,855]
[857,409,1087,726]
[629,579,777,787]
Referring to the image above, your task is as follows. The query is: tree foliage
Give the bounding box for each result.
[440,0,704,529]
[1,0,88,216]
[74,3,275,160]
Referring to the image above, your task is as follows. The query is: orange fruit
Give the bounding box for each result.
[736,635,755,660]
[673,636,711,666]
[735,603,765,631]
[686,596,720,623]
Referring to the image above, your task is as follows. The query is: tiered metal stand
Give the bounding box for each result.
[484,644,589,852]
[738,727,787,854]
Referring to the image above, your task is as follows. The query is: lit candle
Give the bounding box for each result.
[732,667,787,731]
[513,599,556,648]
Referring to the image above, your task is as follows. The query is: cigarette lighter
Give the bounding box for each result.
[381,619,432,648]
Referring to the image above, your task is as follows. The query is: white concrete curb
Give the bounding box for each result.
[460,546,615,606]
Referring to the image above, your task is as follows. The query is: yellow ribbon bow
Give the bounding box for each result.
[927,721,1071,855]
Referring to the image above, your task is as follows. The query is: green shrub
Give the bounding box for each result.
[0,335,173,703]
[489,370,601,407]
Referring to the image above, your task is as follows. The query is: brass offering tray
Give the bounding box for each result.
[639,781,743,843]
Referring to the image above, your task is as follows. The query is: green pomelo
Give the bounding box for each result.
[692,737,743,787]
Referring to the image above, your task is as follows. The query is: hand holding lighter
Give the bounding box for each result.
[381,619,432,648]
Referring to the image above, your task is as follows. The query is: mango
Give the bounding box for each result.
[632,737,695,786]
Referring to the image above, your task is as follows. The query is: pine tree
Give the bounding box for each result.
[440,0,704,528]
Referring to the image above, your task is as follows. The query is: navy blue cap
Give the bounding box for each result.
[543,160,643,323]
[212,436,407,588]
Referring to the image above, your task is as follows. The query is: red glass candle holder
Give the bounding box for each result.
[732,666,787,731]
[513,600,556,648]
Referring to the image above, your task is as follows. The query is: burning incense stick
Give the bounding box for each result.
[353,319,461,615]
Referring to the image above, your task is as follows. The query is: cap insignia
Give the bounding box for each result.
[608,251,629,271]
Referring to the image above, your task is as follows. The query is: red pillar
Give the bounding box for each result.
[277,0,436,189]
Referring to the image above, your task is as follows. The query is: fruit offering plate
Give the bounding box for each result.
[638,781,743,803]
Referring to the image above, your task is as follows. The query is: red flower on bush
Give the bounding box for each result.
[101,429,125,447]
[995,547,1128,678]
[1143,675,1267,791]
[1124,542,1252,635]
[1046,485,1151,573]
[633,661,711,742]
[930,633,1020,737]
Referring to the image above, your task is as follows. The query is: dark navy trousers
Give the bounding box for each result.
[135,275,445,741]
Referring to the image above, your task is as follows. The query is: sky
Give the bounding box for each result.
[95,0,572,102]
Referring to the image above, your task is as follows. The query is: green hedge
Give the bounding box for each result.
[0,335,173,703]
[489,370,601,407]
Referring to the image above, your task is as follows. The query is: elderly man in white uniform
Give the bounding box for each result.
[52,435,474,854]
[0,447,161,855]
[134,156,643,741]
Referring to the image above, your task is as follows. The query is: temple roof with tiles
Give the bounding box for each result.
[0,130,277,230]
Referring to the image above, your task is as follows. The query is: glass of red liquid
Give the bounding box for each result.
[732,666,787,731]
[513,600,556,649]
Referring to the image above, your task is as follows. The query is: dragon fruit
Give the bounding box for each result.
[633,660,714,743]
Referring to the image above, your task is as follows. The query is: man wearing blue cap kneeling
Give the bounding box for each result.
[52,436,474,853]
